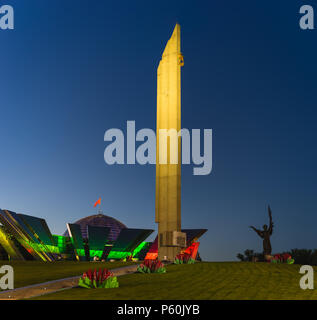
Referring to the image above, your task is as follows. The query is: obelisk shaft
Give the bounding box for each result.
[156,24,184,261]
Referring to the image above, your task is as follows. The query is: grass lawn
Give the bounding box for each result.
[31,262,317,300]
[0,260,135,289]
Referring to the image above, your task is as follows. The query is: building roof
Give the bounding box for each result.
[64,213,127,241]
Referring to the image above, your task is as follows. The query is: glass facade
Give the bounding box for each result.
[0,209,206,262]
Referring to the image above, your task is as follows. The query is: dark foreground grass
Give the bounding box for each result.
[0,260,135,289]
[32,262,317,300]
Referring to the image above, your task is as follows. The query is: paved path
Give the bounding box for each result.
[0,264,138,300]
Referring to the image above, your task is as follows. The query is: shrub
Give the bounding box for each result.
[290,249,314,265]
[137,259,166,273]
[174,253,195,264]
[78,268,119,289]
[244,249,255,261]
[236,253,245,262]
[236,250,264,262]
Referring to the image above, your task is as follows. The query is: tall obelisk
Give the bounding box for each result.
[156,24,186,261]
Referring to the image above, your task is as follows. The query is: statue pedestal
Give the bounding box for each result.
[264,254,273,261]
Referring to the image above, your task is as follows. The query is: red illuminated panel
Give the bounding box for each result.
[183,242,200,260]
[144,236,158,260]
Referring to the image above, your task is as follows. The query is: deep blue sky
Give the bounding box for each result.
[0,0,316,261]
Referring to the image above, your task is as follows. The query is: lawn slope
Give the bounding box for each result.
[0,260,134,289]
[32,262,317,300]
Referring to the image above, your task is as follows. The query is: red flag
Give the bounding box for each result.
[94,198,101,207]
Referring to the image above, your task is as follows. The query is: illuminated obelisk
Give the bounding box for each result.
[156,24,186,261]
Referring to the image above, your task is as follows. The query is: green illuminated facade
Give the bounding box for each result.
[0,209,154,262]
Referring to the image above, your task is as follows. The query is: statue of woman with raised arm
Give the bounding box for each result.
[250,206,274,256]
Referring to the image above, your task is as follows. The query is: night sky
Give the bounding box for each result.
[0,0,316,261]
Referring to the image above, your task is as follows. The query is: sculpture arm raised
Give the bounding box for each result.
[249,226,264,238]
[268,206,274,235]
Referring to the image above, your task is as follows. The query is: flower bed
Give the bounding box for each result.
[78,268,119,288]
[174,253,195,264]
[269,253,295,264]
[137,259,166,273]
